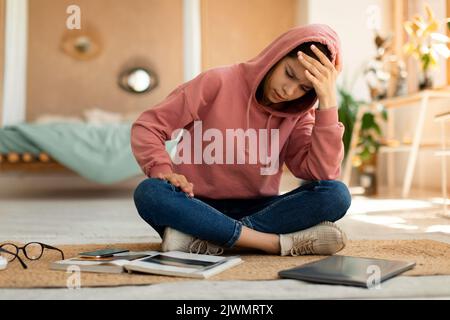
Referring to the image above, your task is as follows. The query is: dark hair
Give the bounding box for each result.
[255,41,332,105]
[287,41,332,61]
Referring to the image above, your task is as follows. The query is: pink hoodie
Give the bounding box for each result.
[131,24,344,199]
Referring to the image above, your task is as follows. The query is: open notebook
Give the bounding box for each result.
[50,251,243,279]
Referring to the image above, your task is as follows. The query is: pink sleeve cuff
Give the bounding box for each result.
[315,107,339,127]
[147,164,173,178]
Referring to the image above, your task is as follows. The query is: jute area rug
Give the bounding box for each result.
[0,239,449,288]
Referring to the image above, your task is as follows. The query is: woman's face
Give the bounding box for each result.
[261,56,314,107]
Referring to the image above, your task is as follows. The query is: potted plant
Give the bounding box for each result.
[338,86,388,195]
[338,87,362,158]
[403,3,450,90]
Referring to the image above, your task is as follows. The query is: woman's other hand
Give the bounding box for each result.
[156,173,194,198]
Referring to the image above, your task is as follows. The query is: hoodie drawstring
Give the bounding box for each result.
[245,102,274,155]
[245,103,251,153]
[265,114,273,162]
[266,114,273,132]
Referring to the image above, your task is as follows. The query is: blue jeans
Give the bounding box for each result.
[133,178,351,248]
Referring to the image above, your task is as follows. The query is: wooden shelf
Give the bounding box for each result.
[435,111,450,122]
[362,87,450,110]
[343,87,450,198]
[379,143,441,153]
[435,150,450,157]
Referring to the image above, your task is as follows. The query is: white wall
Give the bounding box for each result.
[2,0,28,126]
[296,0,393,101]
[183,0,201,82]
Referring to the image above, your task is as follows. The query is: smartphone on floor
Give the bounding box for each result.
[78,248,129,258]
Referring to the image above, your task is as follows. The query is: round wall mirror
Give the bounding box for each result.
[118,67,158,94]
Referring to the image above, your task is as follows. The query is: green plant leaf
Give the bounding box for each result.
[361,113,376,130]
[360,148,372,161]
[372,122,382,135]
[338,86,362,158]
[337,86,387,164]
[421,53,431,71]
[381,108,388,121]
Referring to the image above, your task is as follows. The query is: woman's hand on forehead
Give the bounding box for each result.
[297,45,339,109]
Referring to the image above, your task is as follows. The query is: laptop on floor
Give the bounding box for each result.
[278,255,416,288]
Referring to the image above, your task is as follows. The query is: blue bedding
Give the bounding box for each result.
[0,122,176,184]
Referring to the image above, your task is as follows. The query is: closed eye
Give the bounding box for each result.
[286,67,312,92]
[285,69,294,79]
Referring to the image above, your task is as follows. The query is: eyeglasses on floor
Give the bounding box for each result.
[0,242,65,269]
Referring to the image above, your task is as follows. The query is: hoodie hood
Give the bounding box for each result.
[237,24,342,136]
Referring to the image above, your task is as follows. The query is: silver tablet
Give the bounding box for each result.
[278,255,416,288]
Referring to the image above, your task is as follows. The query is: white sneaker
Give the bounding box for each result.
[279,221,347,256]
[161,227,224,256]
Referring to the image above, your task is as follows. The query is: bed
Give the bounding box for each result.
[0,121,146,184]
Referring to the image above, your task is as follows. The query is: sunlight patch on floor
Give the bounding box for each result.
[348,198,435,215]
[429,197,450,206]
[426,225,450,234]
[349,215,419,230]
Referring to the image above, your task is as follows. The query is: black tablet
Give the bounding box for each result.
[278,255,416,288]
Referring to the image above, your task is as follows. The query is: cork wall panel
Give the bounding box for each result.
[201,0,297,70]
[27,0,183,121]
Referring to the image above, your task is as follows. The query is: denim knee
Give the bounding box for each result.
[322,180,352,221]
[133,178,171,223]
